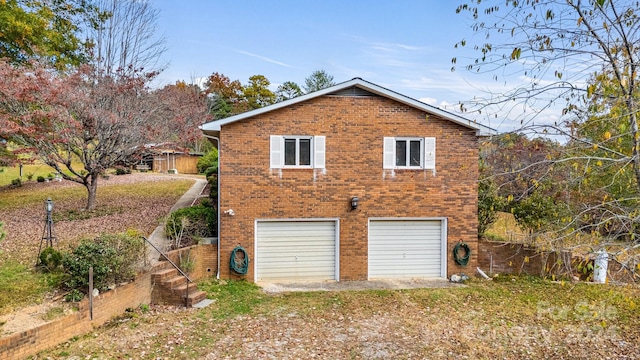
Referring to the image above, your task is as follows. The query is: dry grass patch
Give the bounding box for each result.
[485,211,528,242]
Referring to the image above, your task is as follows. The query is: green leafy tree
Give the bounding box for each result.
[509,187,569,235]
[303,69,335,93]
[242,74,276,109]
[563,70,640,240]
[478,176,504,237]
[0,0,95,69]
[276,81,303,102]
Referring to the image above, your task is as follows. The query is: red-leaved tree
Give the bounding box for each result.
[148,81,212,151]
[0,60,154,209]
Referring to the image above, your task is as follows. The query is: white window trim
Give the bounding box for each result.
[285,136,313,168]
[383,136,436,170]
[270,135,325,169]
[395,137,424,169]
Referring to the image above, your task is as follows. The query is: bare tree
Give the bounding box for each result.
[86,0,167,75]
[148,81,212,149]
[456,0,640,272]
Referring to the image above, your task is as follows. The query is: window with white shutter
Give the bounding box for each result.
[383,137,436,170]
[270,135,325,169]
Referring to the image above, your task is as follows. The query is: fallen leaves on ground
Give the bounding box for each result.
[0,173,196,265]
[41,280,640,359]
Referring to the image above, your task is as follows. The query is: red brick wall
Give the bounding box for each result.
[477,239,569,276]
[478,239,638,282]
[0,273,151,359]
[163,244,218,280]
[218,95,479,281]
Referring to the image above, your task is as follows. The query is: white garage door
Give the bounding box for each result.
[256,220,338,282]
[368,219,445,279]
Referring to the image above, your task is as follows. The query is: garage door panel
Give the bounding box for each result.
[369,246,441,257]
[370,243,440,251]
[256,221,337,282]
[369,220,444,279]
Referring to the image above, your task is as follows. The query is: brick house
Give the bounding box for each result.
[201,78,495,282]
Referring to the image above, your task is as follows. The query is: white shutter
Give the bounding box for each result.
[314,135,325,169]
[424,137,436,170]
[270,135,284,168]
[383,137,395,169]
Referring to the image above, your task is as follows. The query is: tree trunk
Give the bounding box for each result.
[85,175,99,211]
[627,96,640,196]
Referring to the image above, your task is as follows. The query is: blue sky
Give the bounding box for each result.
[151,1,514,130]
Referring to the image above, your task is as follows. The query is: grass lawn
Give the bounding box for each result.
[0,163,84,187]
[39,278,640,359]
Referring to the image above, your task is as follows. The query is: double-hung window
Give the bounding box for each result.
[395,138,423,168]
[284,137,312,166]
[270,135,325,169]
[383,137,436,170]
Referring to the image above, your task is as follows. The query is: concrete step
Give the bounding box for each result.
[192,299,214,309]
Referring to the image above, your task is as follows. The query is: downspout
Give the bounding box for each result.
[202,134,221,279]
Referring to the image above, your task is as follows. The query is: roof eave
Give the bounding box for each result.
[199,78,498,137]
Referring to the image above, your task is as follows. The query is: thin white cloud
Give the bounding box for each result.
[234,49,292,68]
[438,100,455,110]
[419,97,438,106]
[369,42,423,53]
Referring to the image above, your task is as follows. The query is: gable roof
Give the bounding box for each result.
[200,77,497,137]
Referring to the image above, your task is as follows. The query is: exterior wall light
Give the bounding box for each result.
[351,196,359,210]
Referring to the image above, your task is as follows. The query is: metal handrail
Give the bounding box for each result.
[142,236,193,307]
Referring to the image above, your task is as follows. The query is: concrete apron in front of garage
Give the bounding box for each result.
[258,278,464,293]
